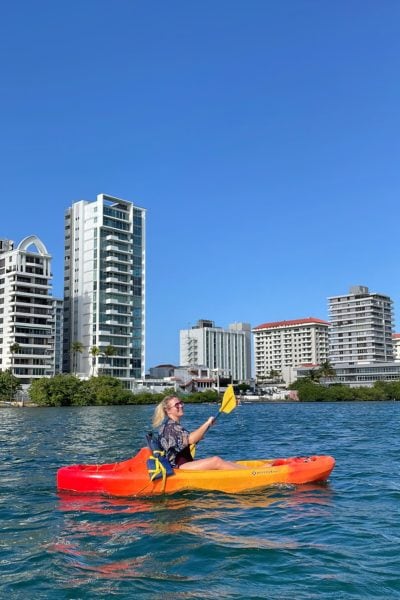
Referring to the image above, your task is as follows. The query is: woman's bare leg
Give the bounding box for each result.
[178,455,248,471]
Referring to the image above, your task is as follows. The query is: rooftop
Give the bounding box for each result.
[253,317,330,331]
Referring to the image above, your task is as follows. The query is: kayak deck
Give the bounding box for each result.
[57,447,335,497]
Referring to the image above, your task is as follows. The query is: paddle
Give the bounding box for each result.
[190,385,237,458]
[214,384,237,420]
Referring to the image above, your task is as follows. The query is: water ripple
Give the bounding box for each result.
[1,402,400,599]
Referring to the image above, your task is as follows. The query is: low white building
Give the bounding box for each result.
[133,365,216,394]
[333,361,400,387]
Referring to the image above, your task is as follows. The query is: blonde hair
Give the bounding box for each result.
[152,395,177,428]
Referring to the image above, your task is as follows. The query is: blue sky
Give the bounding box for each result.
[1,1,399,368]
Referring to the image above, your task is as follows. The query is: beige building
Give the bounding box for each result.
[253,317,330,382]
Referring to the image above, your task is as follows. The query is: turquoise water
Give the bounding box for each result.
[1,402,399,599]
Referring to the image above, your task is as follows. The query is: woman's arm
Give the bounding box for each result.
[188,417,215,445]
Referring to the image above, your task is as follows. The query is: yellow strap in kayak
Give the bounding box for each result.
[147,450,168,491]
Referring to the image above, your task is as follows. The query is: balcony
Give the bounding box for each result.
[105,255,130,265]
[105,297,132,306]
[105,287,130,296]
[105,265,121,273]
[104,319,131,326]
[98,340,128,350]
[13,280,51,290]
[106,330,132,338]
[106,265,129,274]
[8,313,53,323]
[105,308,121,315]
[12,289,53,300]
[12,343,52,352]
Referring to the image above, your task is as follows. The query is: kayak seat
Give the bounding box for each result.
[146,432,175,485]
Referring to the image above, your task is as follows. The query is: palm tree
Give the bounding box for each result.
[308,368,320,382]
[71,341,84,375]
[102,344,116,376]
[89,346,100,377]
[9,342,20,376]
[317,360,336,381]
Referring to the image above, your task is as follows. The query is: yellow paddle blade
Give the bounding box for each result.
[220,385,237,414]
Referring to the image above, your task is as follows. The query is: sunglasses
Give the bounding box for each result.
[170,401,184,409]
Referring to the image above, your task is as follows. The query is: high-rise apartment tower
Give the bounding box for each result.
[0,236,54,386]
[328,286,394,364]
[63,194,146,381]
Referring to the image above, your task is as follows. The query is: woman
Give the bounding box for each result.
[152,395,248,470]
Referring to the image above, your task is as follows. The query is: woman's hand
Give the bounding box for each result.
[206,416,215,429]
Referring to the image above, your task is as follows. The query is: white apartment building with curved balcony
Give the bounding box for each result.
[63,193,146,381]
[0,236,54,386]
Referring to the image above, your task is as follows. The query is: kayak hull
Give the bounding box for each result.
[57,448,335,497]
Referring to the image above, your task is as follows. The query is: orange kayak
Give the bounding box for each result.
[57,447,335,497]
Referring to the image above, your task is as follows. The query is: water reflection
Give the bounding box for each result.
[57,482,334,519]
[53,483,335,586]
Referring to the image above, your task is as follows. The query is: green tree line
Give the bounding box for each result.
[290,379,400,401]
[28,374,219,407]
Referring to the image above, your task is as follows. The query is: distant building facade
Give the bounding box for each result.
[253,317,330,382]
[133,365,216,394]
[286,360,400,387]
[148,364,176,378]
[333,362,400,386]
[393,334,400,361]
[173,365,215,391]
[63,193,146,381]
[179,320,251,381]
[328,286,394,365]
[0,236,54,386]
[52,298,63,374]
[139,364,219,394]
